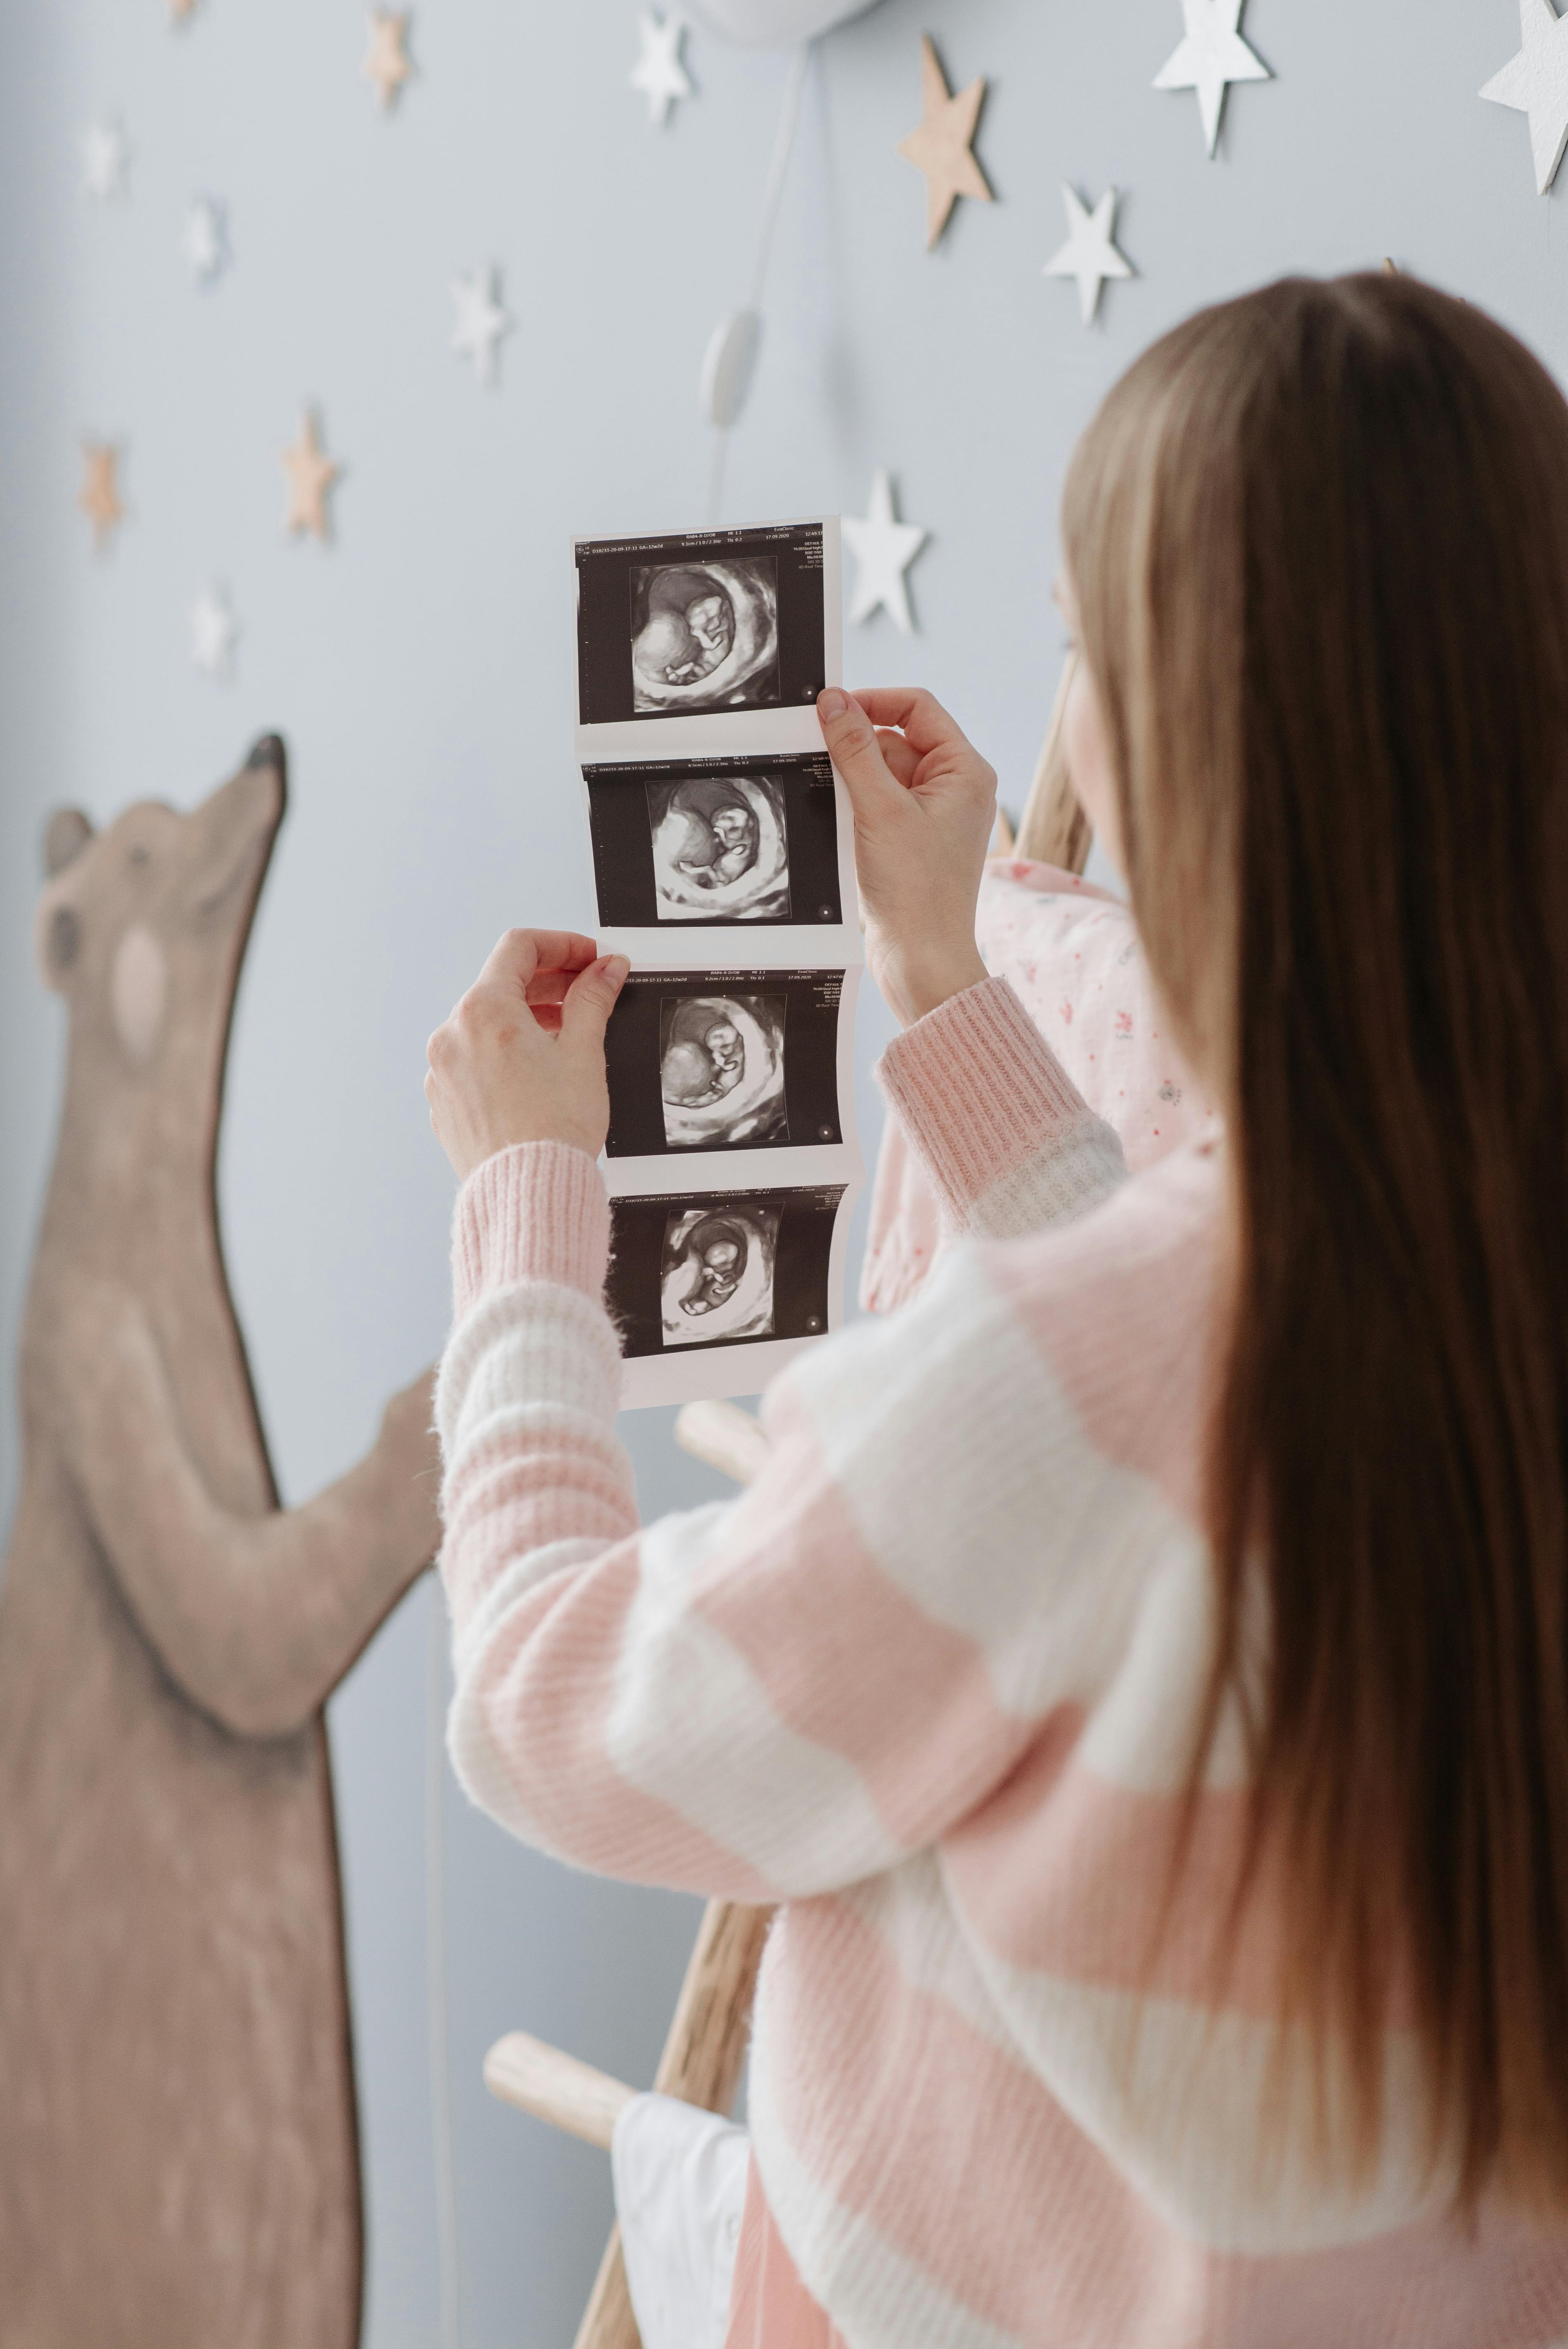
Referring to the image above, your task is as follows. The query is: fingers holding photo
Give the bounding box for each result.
[522,958,596,1030]
[426,928,627,1179]
[465,927,601,1034]
[851,685,976,757]
[475,926,599,995]
[816,685,993,1031]
[873,726,921,789]
[817,686,994,815]
[814,689,904,813]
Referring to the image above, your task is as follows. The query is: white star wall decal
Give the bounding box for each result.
[1481,0,1568,194]
[630,12,693,129]
[183,196,229,286]
[1153,0,1270,158]
[82,117,132,201]
[843,469,927,635]
[451,266,515,385]
[1044,186,1133,325]
[190,585,239,681]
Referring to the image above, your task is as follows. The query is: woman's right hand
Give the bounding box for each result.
[816,686,995,1029]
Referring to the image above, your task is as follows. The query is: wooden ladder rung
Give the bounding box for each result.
[483,2030,637,2152]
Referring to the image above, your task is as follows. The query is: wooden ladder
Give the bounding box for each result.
[484,668,1089,2349]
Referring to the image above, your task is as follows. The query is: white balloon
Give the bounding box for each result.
[685,0,884,47]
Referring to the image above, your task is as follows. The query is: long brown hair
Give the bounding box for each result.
[1064,274,1568,2208]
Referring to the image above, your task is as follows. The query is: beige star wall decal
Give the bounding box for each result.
[280,410,341,542]
[897,33,993,250]
[79,441,125,551]
[362,10,413,111]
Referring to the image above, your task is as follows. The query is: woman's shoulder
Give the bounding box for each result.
[982,856,1126,909]
[977,858,1129,956]
[977,858,1221,1174]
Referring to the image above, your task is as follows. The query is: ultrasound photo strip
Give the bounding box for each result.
[567,510,862,1406]
[573,518,842,762]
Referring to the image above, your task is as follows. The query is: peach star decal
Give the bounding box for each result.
[362,10,413,111]
[169,0,201,24]
[897,33,993,250]
[79,441,125,551]
[279,410,341,542]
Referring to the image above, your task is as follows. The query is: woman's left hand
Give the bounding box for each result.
[425,929,628,1180]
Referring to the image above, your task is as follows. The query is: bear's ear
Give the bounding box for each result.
[43,808,94,877]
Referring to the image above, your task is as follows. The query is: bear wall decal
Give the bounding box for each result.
[0,736,444,2345]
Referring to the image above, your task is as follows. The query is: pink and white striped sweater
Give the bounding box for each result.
[436,977,1568,2348]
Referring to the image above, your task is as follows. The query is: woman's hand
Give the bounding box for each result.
[425,929,628,1181]
[816,686,994,1028]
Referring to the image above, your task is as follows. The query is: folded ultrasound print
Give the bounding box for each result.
[569,514,861,1404]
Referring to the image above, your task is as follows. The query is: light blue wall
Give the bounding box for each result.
[0,0,1557,2340]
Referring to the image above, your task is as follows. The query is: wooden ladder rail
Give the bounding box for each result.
[566,1898,771,2349]
[484,671,1093,2349]
[1014,652,1090,873]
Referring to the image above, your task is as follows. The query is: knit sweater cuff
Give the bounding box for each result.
[451,1141,610,1323]
[875,977,1095,1218]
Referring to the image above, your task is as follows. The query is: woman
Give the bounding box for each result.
[426,274,1568,2344]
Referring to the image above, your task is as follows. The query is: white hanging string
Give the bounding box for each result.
[747,38,811,314]
[427,1574,464,2349]
[706,38,813,527]
[706,407,731,531]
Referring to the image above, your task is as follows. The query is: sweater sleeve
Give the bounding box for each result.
[436,1001,1150,1903]
[874,975,1127,1241]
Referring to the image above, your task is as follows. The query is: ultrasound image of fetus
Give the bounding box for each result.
[681,1225,744,1313]
[630,559,779,715]
[692,801,754,889]
[635,572,735,687]
[659,994,788,1149]
[660,1205,779,1347]
[647,773,791,923]
[663,1019,743,1107]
